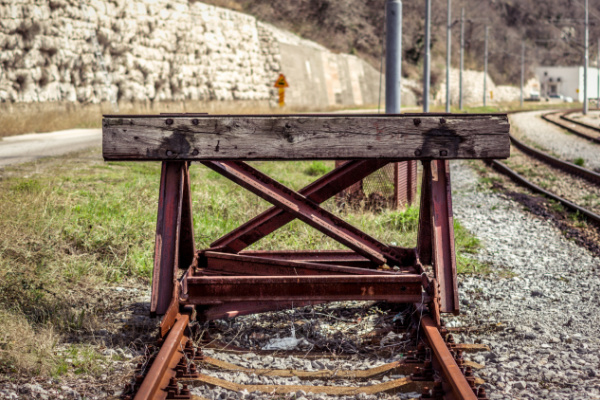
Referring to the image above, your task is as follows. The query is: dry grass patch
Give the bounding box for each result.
[0,100,355,138]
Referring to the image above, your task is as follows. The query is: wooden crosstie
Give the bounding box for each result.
[103,113,510,326]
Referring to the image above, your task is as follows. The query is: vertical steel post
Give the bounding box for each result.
[386,0,415,207]
[520,41,525,108]
[459,8,464,110]
[386,0,402,114]
[423,0,431,112]
[597,38,599,109]
[483,26,488,107]
[584,0,589,114]
[445,0,451,113]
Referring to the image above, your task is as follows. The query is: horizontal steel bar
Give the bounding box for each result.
[183,275,424,304]
[239,248,416,268]
[202,251,399,276]
[198,300,320,321]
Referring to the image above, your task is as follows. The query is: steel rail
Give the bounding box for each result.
[488,160,600,224]
[561,110,600,134]
[509,134,600,186]
[421,315,478,400]
[134,311,190,400]
[541,111,600,144]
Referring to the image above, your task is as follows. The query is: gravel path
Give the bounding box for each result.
[449,161,600,400]
[509,111,600,171]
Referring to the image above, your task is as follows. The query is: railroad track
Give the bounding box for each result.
[541,109,600,144]
[123,301,490,400]
[489,112,600,225]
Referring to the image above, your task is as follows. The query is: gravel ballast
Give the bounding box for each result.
[449,161,600,400]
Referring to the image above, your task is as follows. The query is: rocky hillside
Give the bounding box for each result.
[205,0,600,88]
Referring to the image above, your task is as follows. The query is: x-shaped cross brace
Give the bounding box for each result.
[151,159,459,327]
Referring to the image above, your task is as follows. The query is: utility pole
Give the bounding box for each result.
[423,0,431,112]
[483,25,488,107]
[386,0,402,114]
[584,0,589,114]
[597,38,599,109]
[445,0,451,112]
[386,0,414,207]
[521,41,525,108]
[459,8,464,110]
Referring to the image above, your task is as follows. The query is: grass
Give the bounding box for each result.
[428,101,581,114]
[0,149,488,377]
[573,157,585,167]
[0,100,359,139]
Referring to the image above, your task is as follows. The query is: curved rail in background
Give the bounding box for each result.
[509,134,600,186]
[561,110,600,134]
[541,110,600,144]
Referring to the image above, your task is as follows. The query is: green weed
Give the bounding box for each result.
[304,161,333,176]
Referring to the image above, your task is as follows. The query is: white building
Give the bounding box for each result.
[535,66,600,102]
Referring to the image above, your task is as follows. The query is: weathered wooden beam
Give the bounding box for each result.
[102,114,510,161]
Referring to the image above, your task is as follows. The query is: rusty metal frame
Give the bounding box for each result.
[417,160,459,315]
[151,162,196,316]
[146,157,462,322]
[104,112,511,400]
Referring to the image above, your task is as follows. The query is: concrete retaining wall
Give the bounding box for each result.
[0,0,389,109]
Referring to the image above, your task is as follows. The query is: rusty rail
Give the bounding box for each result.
[488,160,600,224]
[132,309,192,400]
[509,134,600,186]
[541,110,600,144]
[560,110,600,134]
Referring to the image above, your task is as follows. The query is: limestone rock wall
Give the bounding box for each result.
[0,0,385,108]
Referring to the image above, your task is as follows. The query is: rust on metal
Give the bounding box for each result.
[202,251,405,276]
[134,309,191,400]
[197,300,320,321]
[151,162,185,316]
[183,275,425,304]
[421,315,478,400]
[430,160,459,315]
[202,161,393,265]
[182,373,431,395]
[198,355,423,378]
[211,160,390,253]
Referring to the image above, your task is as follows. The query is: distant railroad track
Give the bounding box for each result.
[541,110,600,144]
[488,110,600,225]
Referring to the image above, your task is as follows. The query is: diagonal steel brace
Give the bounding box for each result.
[202,161,398,265]
[211,160,389,253]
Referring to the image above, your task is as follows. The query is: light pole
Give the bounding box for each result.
[584,0,589,114]
[483,25,488,107]
[445,0,451,112]
[386,0,402,114]
[423,0,431,112]
[459,8,464,110]
[521,41,525,108]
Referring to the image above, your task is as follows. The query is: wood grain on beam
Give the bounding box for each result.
[102,114,510,161]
